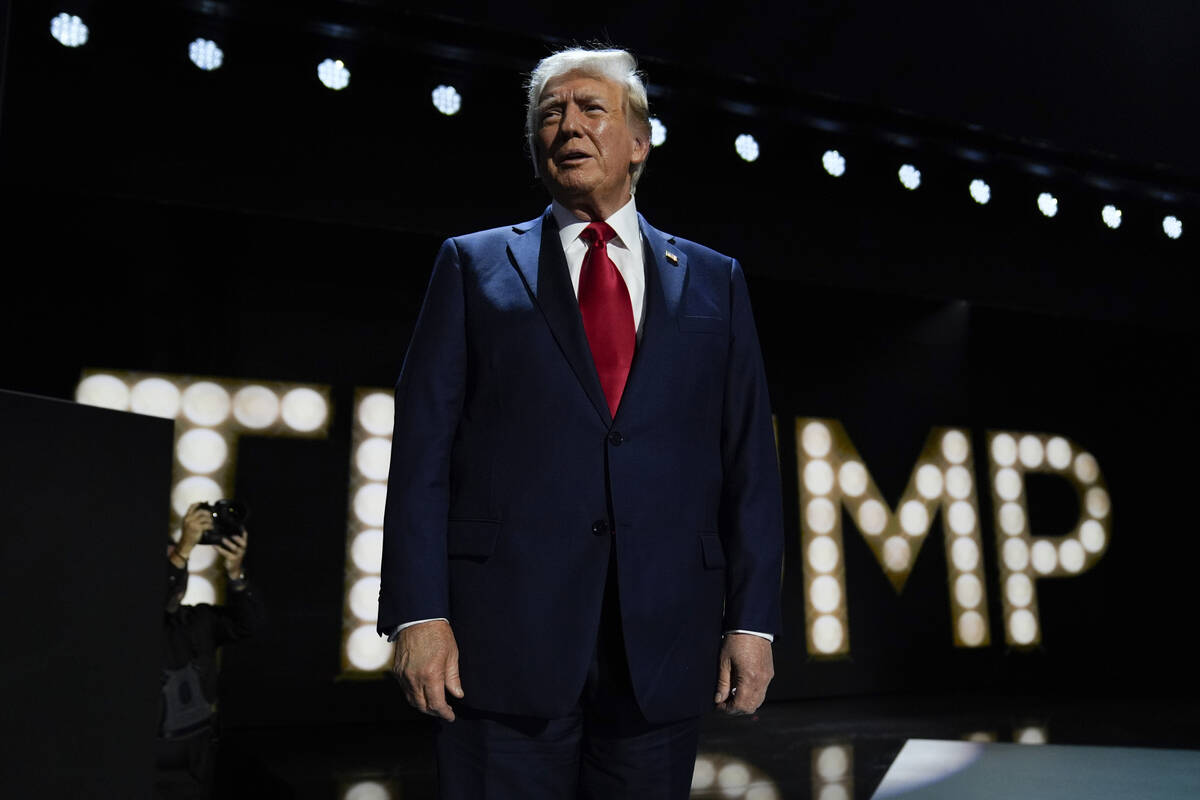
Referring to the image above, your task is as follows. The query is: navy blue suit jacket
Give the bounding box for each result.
[379,208,784,723]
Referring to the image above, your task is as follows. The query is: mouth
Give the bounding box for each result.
[556,151,592,166]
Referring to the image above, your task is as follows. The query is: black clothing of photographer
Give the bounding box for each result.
[155,502,264,799]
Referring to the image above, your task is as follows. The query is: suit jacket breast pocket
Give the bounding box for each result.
[678,315,727,334]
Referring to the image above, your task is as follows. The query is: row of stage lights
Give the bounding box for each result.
[49,12,1185,240]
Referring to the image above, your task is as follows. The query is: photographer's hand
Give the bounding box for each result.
[171,503,211,568]
[216,530,248,582]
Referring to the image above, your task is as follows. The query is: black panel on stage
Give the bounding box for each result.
[0,389,173,799]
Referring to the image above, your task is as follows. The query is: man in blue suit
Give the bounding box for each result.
[378,46,784,799]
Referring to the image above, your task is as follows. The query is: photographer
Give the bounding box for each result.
[155,502,265,799]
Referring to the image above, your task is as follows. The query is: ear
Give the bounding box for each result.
[529,134,541,178]
[630,125,650,166]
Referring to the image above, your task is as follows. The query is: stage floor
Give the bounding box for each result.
[211,693,1200,799]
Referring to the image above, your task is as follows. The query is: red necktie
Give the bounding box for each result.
[578,222,635,418]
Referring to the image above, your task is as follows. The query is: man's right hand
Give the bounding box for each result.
[390,620,464,722]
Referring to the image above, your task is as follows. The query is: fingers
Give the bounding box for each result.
[715,635,774,716]
[391,622,461,722]
[444,649,465,700]
[714,655,732,704]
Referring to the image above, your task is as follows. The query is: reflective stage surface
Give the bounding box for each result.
[208,693,1200,799]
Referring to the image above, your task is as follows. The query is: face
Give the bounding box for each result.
[535,71,649,216]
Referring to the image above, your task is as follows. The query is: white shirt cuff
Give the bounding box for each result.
[726,629,774,643]
[385,618,448,642]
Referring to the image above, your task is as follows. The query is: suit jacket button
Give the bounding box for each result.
[591,519,610,535]
[608,431,624,446]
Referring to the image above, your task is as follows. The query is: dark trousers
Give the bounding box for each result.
[435,546,701,799]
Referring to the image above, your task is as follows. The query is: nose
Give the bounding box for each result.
[559,103,585,138]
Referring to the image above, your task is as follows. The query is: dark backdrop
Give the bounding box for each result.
[2,1,1197,728]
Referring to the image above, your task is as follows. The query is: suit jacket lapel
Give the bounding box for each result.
[612,216,688,425]
[507,208,613,426]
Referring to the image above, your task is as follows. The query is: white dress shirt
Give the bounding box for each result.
[389,196,771,644]
[552,196,646,338]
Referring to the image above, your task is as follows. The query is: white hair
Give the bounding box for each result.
[525,47,652,190]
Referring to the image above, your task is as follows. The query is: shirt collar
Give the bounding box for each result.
[552,195,641,252]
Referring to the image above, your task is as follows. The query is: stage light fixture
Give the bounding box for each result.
[1163,215,1182,239]
[431,84,461,115]
[806,498,836,533]
[1074,452,1099,483]
[808,536,839,572]
[948,500,976,535]
[951,538,979,571]
[344,781,392,800]
[916,464,943,499]
[945,466,972,499]
[50,13,88,47]
[1003,538,1030,571]
[899,501,928,535]
[353,482,387,527]
[1080,520,1105,553]
[75,373,131,410]
[233,385,280,429]
[355,437,392,481]
[991,433,1017,466]
[351,529,384,572]
[856,499,886,534]
[182,381,232,426]
[999,502,1025,535]
[735,134,760,162]
[822,150,846,177]
[1102,204,1122,229]
[1018,435,1044,468]
[1016,726,1048,745]
[898,164,921,190]
[1046,437,1071,469]
[188,38,223,71]
[1009,609,1037,645]
[1037,192,1058,217]
[131,377,181,419]
[941,430,969,463]
[811,575,840,612]
[837,461,867,496]
[318,58,351,90]
[346,624,392,671]
[812,614,843,653]
[955,574,983,608]
[649,117,667,147]
[1059,539,1085,573]
[349,576,381,622]
[803,460,835,495]
[969,179,991,205]
[1006,573,1033,607]
[171,475,223,516]
[802,421,832,457]
[281,387,328,431]
[883,536,910,571]
[176,428,228,474]
[958,611,986,646]
[341,389,395,675]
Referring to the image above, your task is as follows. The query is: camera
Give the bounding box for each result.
[197,500,249,546]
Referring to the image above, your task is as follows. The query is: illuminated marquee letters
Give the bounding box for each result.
[796,419,990,656]
[985,432,1111,647]
[75,371,332,606]
[75,372,1112,672]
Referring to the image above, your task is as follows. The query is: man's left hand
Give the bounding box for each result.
[216,530,248,578]
[714,633,774,715]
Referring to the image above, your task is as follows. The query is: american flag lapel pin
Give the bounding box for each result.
[665,250,679,265]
